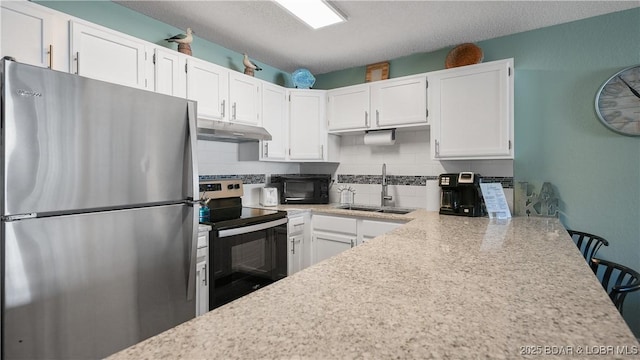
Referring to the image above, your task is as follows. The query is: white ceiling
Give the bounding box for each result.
[115,1,640,75]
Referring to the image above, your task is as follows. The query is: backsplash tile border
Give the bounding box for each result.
[200,174,514,188]
[200,174,266,184]
[338,174,513,188]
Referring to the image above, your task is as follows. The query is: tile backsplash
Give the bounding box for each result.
[301,130,514,211]
[197,129,514,211]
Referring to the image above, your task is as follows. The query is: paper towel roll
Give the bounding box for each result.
[363,129,396,145]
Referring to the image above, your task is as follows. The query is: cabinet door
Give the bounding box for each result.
[195,241,209,316]
[186,57,229,121]
[154,48,186,97]
[70,21,147,89]
[229,72,261,125]
[261,83,288,161]
[327,84,370,131]
[1,1,53,69]
[370,75,427,127]
[430,59,513,160]
[288,90,326,161]
[288,234,304,275]
[358,219,402,245]
[313,231,354,264]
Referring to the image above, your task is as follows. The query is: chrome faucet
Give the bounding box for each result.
[381,163,392,207]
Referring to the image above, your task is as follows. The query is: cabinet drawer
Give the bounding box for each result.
[196,246,207,261]
[313,214,357,234]
[288,215,305,235]
[360,219,402,238]
[197,233,208,249]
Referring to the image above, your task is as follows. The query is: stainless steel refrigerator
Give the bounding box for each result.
[1,59,199,359]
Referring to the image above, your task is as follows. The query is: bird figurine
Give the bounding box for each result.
[165,28,193,44]
[243,53,262,76]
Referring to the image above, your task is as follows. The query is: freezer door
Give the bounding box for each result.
[2,204,196,359]
[2,60,196,216]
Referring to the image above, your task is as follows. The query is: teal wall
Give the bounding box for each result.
[34,1,640,337]
[35,0,293,87]
[317,8,640,337]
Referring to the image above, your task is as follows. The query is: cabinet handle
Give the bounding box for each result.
[75,52,80,74]
[365,111,369,127]
[264,143,269,157]
[435,139,440,156]
[291,239,295,254]
[203,264,207,286]
[221,100,226,117]
[47,45,53,69]
[350,239,354,248]
[320,145,324,160]
[232,102,237,120]
[376,110,380,126]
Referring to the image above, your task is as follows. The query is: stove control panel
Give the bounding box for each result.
[199,179,244,200]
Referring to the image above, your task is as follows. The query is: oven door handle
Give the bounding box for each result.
[218,218,287,238]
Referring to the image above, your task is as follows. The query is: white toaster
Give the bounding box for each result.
[260,187,278,207]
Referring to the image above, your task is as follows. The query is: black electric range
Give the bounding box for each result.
[200,205,287,230]
[199,179,288,310]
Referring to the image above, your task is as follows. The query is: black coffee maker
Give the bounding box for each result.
[438,172,486,217]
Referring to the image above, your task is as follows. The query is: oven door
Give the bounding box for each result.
[209,218,287,309]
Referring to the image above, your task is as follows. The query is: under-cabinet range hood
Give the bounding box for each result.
[197,118,272,142]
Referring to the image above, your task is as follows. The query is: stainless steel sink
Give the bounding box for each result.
[334,204,415,215]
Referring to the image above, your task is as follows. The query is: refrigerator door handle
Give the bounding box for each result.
[186,203,198,301]
[186,100,199,301]
[187,101,199,201]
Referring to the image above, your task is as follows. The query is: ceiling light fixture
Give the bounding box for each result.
[273,0,346,30]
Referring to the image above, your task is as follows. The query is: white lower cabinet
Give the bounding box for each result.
[287,213,310,275]
[311,214,405,265]
[358,219,403,245]
[195,228,209,316]
[313,232,355,264]
[312,214,357,264]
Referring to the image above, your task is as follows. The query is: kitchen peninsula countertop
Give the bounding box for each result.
[110,211,639,359]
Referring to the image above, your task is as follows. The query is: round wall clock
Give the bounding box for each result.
[595,65,640,136]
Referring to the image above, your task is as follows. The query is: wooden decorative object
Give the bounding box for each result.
[178,43,192,56]
[445,43,483,69]
[365,62,389,82]
[244,67,255,77]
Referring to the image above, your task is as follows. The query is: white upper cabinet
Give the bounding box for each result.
[326,84,370,131]
[70,21,149,90]
[327,75,427,133]
[228,72,261,125]
[429,59,514,160]
[153,48,186,98]
[1,1,68,71]
[260,83,288,161]
[186,57,229,121]
[371,75,427,127]
[288,90,328,161]
[261,88,339,163]
[1,1,52,68]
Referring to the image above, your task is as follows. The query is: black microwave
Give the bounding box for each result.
[270,175,330,204]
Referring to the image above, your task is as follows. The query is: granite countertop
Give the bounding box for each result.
[110,211,639,359]
[248,203,418,222]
